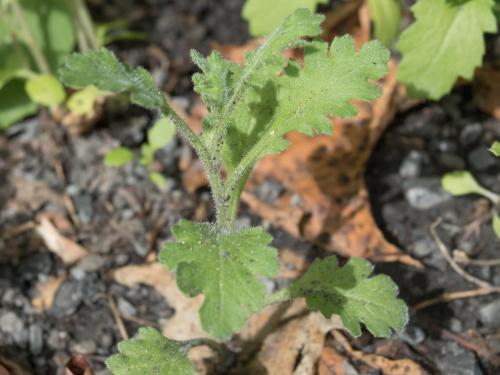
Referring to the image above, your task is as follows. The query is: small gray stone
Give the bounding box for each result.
[405,178,451,210]
[71,340,96,354]
[77,254,106,272]
[397,325,425,346]
[411,237,437,258]
[399,151,423,179]
[73,193,93,224]
[29,324,43,355]
[460,123,483,147]
[70,267,86,280]
[52,280,83,316]
[255,180,285,205]
[438,153,465,170]
[47,330,67,350]
[117,297,137,317]
[449,318,463,333]
[290,193,303,208]
[479,300,500,328]
[0,311,26,345]
[468,147,497,171]
[438,351,483,375]
[236,216,252,230]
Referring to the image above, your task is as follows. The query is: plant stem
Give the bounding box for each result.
[477,186,500,205]
[10,0,51,74]
[184,337,228,358]
[73,0,99,50]
[161,105,227,226]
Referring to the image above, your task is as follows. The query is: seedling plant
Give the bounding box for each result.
[60,9,407,374]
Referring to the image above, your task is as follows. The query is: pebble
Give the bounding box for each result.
[438,351,483,375]
[73,193,94,224]
[0,311,26,346]
[468,147,497,171]
[71,339,97,354]
[397,325,426,346]
[117,297,137,317]
[399,151,423,179]
[52,280,83,317]
[411,237,437,258]
[47,330,67,350]
[438,153,465,170]
[235,216,252,230]
[449,317,463,333]
[405,178,451,210]
[29,324,43,355]
[77,254,106,272]
[460,123,484,147]
[479,299,500,328]
[254,180,285,205]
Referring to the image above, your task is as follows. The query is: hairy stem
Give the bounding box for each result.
[161,105,227,227]
[10,0,51,74]
[73,0,99,50]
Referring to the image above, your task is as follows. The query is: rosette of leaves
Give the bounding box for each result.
[60,9,407,372]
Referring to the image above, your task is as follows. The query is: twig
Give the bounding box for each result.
[107,294,129,340]
[453,250,500,267]
[413,287,500,311]
[430,218,492,289]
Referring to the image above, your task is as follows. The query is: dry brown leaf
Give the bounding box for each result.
[318,347,350,375]
[475,65,500,120]
[9,177,62,212]
[232,300,343,375]
[110,262,213,372]
[333,331,430,375]
[31,275,66,312]
[0,357,30,375]
[65,354,95,375]
[36,217,88,264]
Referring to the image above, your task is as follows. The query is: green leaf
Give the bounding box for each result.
[149,171,169,190]
[242,0,328,36]
[159,221,279,338]
[66,85,102,115]
[290,256,408,337]
[19,0,76,71]
[490,141,500,157]
[140,144,154,166]
[148,117,176,151]
[442,170,484,196]
[397,0,498,100]
[106,327,197,375]
[222,36,389,173]
[59,49,165,110]
[0,78,37,129]
[104,147,135,167]
[492,210,500,239]
[25,74,65,108]
[367,0,401,46]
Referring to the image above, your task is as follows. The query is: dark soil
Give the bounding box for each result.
[1,1,499,375]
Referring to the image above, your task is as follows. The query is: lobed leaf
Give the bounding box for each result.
[159,220,279,339]
[290,256,408,337]
[397,0,497,100]
[105,327,197,375]
[242,0,328,36]
[59,49,165,110]
[193,8,323,154]
[223,35,389,172]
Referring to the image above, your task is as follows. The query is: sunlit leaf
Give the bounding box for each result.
[25,74,66,108]
[104,147,134,167]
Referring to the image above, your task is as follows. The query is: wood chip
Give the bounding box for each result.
[31,275,66,312]
[36,217,88,264]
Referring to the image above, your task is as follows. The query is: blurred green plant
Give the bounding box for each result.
[104,117,176,189]
[0,0,146,129]
[442,148,500,238]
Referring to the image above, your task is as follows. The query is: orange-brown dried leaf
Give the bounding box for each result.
[475,65,500,120]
